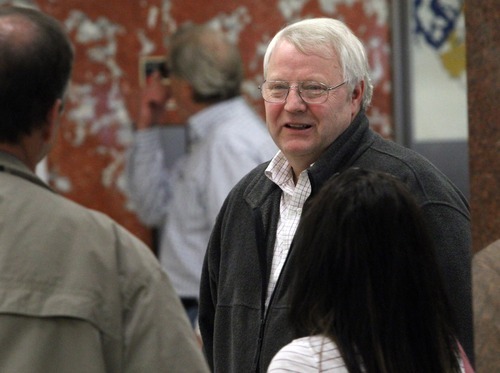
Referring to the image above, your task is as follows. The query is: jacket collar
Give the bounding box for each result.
[307,109,374,193]
[0,151,54,192]
[242,110,374,209]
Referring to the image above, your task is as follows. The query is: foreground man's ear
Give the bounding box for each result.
[42,98,63,143]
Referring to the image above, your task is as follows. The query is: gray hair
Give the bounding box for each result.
[263,18,373,109]
[168,23,243,103]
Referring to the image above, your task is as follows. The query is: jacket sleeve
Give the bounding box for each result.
[421,202,474,364]
[199,201,227,371]
[124,128,178,226]
[116,225,210,372]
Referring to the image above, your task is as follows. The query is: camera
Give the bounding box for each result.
[139,55,169,86]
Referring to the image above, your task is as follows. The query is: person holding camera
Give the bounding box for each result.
[125,23,276,326]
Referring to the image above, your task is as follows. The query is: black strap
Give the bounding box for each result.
[0,164,53,192]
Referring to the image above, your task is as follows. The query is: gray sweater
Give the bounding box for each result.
[199,111,472,372]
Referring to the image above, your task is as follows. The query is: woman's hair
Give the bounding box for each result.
[288,168,461,372]
[263,17,373,109]
[168,23,243,104]
[0,6,73,143]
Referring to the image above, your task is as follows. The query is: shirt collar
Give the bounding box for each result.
[265,151,307,196]
[187,96,244,145]
[265,151,291,186]
[0,151,53,192]
[265,151,314,191]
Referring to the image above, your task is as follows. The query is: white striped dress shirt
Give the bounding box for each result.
[267,335,347,372]
[265,152,312,305]
[268,335,467,373]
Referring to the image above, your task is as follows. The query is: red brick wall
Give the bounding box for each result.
[14,0,393,246]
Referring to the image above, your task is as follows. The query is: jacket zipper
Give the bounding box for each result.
[251,207,268,372]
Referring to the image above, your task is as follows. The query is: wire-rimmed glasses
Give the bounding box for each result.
[259,80,347,104]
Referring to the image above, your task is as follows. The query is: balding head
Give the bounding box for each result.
[0,6,73,144]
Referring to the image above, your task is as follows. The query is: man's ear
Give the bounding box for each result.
[350,80,365,117]
[41,99,63,142]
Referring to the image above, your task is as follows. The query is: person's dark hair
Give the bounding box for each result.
[289,168,461,372]
[167,23,243,104]
[0,6,74,143]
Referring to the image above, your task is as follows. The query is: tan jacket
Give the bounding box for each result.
[473,240,500,373]
[0,152,209,372]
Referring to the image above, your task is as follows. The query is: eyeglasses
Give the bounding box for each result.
[259,80,347,104]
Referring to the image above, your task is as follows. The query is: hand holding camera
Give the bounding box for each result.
[137,56,171,130]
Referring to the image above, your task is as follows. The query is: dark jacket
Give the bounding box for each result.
[199,111,472,372]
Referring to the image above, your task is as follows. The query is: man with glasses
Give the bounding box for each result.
[199,17,472,372]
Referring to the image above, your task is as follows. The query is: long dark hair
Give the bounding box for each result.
[288,168,461,372]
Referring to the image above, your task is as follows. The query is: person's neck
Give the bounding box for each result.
[190,100,212,117]
[290,164,310,184]
[0,141,40,172]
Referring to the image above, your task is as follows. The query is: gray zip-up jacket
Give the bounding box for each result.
[199,111,472,372]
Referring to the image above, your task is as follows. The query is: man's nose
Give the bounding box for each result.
[284,85,307,110]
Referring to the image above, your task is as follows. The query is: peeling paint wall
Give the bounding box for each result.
[2,0,392,246]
